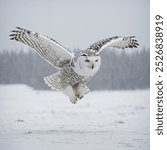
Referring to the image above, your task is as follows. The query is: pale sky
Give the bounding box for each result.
[0,0,149,51]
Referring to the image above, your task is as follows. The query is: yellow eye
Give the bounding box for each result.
[85,59,90,62]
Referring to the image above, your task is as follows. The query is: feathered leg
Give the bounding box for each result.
[73,83,90,100]
[62,86,78,104]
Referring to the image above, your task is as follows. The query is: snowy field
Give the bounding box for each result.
[0,84,149,150]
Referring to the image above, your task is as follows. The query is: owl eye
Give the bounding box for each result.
[81,53,87,56]
[85,59,90,62]
[95,59,98,62]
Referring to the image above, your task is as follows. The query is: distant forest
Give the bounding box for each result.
[0,48,150,90]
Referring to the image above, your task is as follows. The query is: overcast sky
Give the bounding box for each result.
[0,0,149,51]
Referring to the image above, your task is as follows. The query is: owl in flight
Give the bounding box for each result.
[10,27,139,104]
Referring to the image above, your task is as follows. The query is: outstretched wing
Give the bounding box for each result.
[10,27,73,68]
[85,36,139,54]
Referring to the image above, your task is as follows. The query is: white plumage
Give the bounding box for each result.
[10,27,139,104]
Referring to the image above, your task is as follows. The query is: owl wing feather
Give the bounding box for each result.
[86,36,139,54]
[10,27,73,68]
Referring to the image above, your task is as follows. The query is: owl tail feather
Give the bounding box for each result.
[44,72,65,90]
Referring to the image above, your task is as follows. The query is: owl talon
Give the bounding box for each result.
[70,96,79,104]
[75,94,84,100]
[79,95,83,99]
[70,99,77,104]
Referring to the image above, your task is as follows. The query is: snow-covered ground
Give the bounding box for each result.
[0,84,149,150]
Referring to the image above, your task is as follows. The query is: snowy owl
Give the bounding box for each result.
[10,27,139,104]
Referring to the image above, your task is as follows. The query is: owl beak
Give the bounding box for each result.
[91,64,94,69]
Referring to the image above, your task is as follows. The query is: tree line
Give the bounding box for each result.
[0,48,150,90]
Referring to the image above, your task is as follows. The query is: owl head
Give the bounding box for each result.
[73,52,101,77]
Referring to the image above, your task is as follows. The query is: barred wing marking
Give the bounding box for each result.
[86,36,139,54]
[10,27,73,68]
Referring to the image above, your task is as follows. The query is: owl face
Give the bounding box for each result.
[73,53,101,77]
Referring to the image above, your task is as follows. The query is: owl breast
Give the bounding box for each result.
[60,65,90,87]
